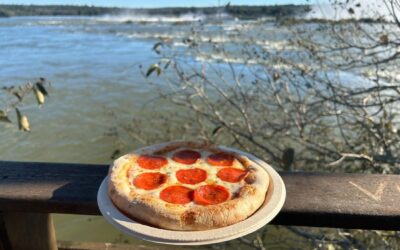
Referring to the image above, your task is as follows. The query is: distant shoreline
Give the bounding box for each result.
[0,4,311,19]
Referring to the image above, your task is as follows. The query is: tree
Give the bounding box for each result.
[0,78,50,132]
[108,0,400,248]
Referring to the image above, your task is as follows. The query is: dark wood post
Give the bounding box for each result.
[1,212,57,250]
[1,161,400,231]
[0,213,11,250]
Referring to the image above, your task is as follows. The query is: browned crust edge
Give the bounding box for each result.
[108,140,269,231]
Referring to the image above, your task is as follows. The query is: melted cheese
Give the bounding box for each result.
[122,148,248,207]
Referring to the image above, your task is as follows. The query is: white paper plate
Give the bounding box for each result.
[97,147,286,245]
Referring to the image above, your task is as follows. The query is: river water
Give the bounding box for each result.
[0,15,294,160]
[0,14,371,248]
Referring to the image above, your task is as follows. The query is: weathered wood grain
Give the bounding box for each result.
[0,161,107,215]
[1,212,57,250]
[274,172,400,230]
[58,241,158,250]
[0,213,11,250]
[0,161,399,230]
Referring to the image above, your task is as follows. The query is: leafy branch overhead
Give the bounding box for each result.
[146,64,162,78]
[0,78,51,132]
[99,0,400,248]
[137,0,400,178]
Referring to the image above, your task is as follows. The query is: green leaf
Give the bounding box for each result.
[273,72,280,81]
[282,148,295,169]
[380,34,389,45]
[212,126,223,136]
[0,116,11,123]
[348,8,355,14]
[152,42,163,54]
[146,64,162,78]
[13,92,22,101]
[35,82,49,96]
[16,108,30,132]
[34,87,45,105]
[385,122,394,132]
[110,149,121,160]
[0,110,11,123]
[164,60,172,70]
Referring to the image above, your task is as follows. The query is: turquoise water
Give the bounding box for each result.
[0,16,161,164]
[0,15,345,248]
[0,15,313,248]
[0,15,299,163]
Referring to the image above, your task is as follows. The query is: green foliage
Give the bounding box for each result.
[279,17,390,26]
[225,4,311,19]
[0,78,50,132]
[282,148,295,170]
[0,9,10,17]
[0,4,119,17]
[0,110,12,123]
[380,34,389,44]
[0,4,311,19]
[146,64,162,78]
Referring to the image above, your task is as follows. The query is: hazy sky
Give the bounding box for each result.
[1,0,312,8]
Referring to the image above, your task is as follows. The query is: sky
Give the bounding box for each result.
[0,0,312,8]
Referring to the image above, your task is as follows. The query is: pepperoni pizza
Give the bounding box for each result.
[108,141,269,231]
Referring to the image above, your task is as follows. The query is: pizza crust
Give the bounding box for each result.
[108,141,269,231]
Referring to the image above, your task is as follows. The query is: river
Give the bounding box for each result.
[0,14,373,249]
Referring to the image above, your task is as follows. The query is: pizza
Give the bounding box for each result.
[108,141,269,231]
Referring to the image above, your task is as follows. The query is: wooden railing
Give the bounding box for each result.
[0,161,399,250]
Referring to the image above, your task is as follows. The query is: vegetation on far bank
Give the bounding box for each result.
[0,4,118,17]
[279,17,392,26]
[0,4,310,19]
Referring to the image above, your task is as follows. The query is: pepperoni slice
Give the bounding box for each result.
[160,186,193,204]
[194,185,230,205]
[206,152,235,167]
[176,168,207,185]
[137,155,168,169]
[217,168,247,183]
[133,172,167,190]
[172,150,201,164]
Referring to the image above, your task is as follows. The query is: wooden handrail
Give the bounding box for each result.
[0,161,400,230]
